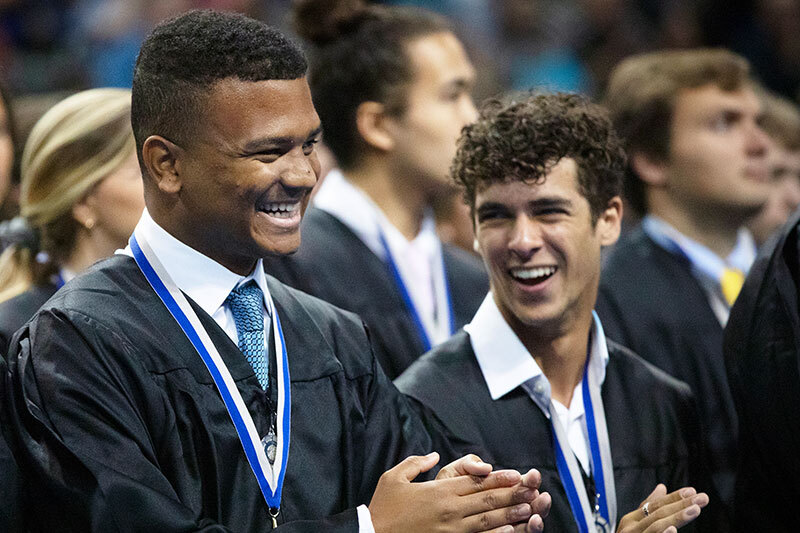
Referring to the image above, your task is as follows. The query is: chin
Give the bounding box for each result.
[257,237,301,258]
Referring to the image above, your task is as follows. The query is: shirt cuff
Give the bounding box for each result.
[356,504,376,533]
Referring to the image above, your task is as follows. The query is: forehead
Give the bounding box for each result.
[198,77,320,145]
[405,32,475,90]
[475,158,581,205]
[673,83,761,121]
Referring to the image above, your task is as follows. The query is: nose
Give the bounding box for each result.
[461,96,478,127]
[508,214,542,259]
[746,121,771,157]
[280,147,319,190]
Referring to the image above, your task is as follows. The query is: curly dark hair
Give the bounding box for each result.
[452,92,625,224]
[131,9,307,173]
[292,0,450,170]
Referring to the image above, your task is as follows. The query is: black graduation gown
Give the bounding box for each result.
[595,227,736,518]
[724,208,800,532]
[263,207,489,380]
[396,331,717,533]
[1,255,433,532]
[0,283,58,356]
[0,283,57,533]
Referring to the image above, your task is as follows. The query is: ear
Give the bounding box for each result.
[355,101,394,152]
[630,152,668,187]
[142,135,183,194]
[71,195,97,231]
[596,196,623,247]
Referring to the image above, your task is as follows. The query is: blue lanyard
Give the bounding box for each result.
[130,232,291,515]
[551,351,616,532]
[377,231,454,351]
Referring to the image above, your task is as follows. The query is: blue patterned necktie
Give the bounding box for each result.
[226,280,269,391]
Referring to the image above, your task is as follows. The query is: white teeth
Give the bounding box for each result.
[261,202,300,216]
[511,266,556,280]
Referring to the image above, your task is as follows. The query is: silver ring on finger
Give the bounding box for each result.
[642,501,650,518]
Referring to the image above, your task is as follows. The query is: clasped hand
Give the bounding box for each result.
[369,452,552,533]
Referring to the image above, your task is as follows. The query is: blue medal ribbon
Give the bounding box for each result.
[130,232,290,513]
[551,313,616,532]
[377,231,454,351]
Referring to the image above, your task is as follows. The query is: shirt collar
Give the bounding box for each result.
[121,209,270,318]
[642,215,757,278]
[312,168,439,258]
[465,293,610,408]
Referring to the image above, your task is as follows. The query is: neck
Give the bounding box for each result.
[63,229,117,274]
[345,161,427,241]
[648,199,741,258]
[512,316,593,408]
[149,207,257,276]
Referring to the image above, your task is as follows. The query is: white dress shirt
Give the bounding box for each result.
[314,169,452,346]
[120,209,375,532]
[464,293,610,475]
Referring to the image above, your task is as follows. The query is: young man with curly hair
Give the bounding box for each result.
[397,92,718,533]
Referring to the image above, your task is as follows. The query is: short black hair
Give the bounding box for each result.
[292,1,450,170]
[131,9,307,173]
[452,92,625,224]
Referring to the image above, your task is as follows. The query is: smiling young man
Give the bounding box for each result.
[397,93,715,533]
[0,10,552,532]
[596,50,771,520]
[263,1,488,380]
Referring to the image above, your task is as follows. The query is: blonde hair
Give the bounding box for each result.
[0,88,135,302]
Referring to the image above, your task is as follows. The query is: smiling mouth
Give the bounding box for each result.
[258,201,302,219]
[509,266,557,286]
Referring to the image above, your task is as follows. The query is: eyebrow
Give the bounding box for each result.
[241,125,323,154]
[476,196,573,215]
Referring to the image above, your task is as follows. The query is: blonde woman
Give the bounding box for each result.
[0,88,144,353]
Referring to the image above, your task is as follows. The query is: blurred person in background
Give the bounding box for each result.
[746,90,800,248]
[0,88,144,354]
[0,75,22,533]
[265,0,488,379]
[596,49,771,526]
[0,81,19,222]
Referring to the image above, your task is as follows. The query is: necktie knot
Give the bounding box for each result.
[226,281,265,332]
[226,280,269,390]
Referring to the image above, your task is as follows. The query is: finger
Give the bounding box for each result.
[519,469,543,491]
[530,491,551,519]
[390,452,440,482]
[509,512,544,533]
[443,468,523,496]
[464,503,532,533]
[643,494,707,532]
[461,483,541,517]
[642,486,696,517]
[437,454,493,480]
[525,512,545,533]
[639,483,668,507]
[645,504,702,533]
[482,526,514,533]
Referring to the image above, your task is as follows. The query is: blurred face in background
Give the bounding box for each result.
[388,31,478,200]
[747,139,800,246]
[659,84,771,224]
[0,97,15,210]
[80,150,145,250]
